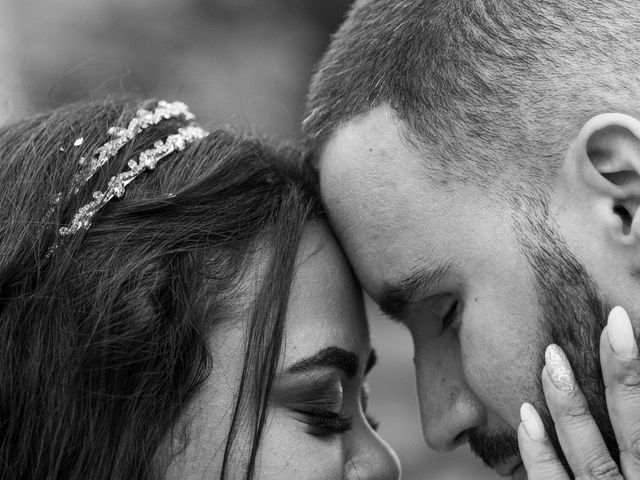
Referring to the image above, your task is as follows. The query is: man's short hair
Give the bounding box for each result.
[303,0,640,199]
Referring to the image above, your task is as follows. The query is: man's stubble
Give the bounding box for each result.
[468,201,616,473]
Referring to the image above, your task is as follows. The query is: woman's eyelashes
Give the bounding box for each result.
[297,383,379,437]
[275,376,380,438]
[296,407,354,437]
[273,376,348,437]
[286,386,353,437]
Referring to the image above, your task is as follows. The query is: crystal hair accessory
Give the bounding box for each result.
[46,100,197,221]
[68,100,195,196]
[58,125,207,236]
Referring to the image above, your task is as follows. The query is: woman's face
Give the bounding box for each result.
[165,223,400,480]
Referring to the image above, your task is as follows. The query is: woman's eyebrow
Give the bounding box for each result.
[286,346,359,378]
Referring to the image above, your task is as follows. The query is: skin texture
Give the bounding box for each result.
[317,105,640,478]
[164,222,400,480]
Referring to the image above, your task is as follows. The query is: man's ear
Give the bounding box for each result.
[571,113,640,244]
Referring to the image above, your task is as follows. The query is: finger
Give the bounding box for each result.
[518,402,570,480]
[601,306,640,476]
[543,344,622,479]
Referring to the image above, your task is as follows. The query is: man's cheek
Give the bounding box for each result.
[459,321,544,429]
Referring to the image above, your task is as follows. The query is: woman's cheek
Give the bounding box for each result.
[256,410,346,480]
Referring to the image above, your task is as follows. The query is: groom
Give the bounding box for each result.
[302,0,640,475]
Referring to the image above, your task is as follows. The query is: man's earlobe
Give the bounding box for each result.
[573,113,640,243]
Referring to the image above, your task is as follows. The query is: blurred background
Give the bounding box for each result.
[0,1,500,478]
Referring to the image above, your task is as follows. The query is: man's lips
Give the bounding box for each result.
[510,463,526,480]
[494,457,523,478]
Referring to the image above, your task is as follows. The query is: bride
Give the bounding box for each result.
[0,98,635,479]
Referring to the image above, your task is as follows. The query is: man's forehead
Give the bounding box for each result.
[317,107,454,290]
[320,115,407,233]
[318,106,418,187]
[321,109,420,213]
[316,106,508,298]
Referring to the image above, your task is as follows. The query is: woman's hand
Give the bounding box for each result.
[518,306,640,479]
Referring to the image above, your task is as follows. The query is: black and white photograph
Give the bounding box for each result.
[1,1,639,479]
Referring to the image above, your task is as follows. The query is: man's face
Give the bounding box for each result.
[318,106,614,477]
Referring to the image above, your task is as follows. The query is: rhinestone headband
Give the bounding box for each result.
[55,101,207,238]
[68,100,196,196]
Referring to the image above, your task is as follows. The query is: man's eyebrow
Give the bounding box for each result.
[378,262,452,321]
[286,346,359,378]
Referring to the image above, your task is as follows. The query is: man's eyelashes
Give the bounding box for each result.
[440,299,460,333]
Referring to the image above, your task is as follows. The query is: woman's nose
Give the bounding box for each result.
[346,420,401,480]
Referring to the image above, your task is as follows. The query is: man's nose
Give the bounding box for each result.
[420,386,484,451]
[415,347,484,452]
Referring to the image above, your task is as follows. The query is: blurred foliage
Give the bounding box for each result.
[1,0,350,136]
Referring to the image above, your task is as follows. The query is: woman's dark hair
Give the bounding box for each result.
[0,99,322,479]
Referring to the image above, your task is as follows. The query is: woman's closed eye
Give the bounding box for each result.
[271,373,353,437]
[273,348,381,438]
[293,383,380,436]
[295,407,354,437]
[286,388,353,437]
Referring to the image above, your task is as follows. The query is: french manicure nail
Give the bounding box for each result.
[520,402,547,441]
[608,306,638,359]
[545,344,576,391]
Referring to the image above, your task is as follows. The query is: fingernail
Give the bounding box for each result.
[520,402,547,441]
[607,306,638,359]
[545,344,576,391]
